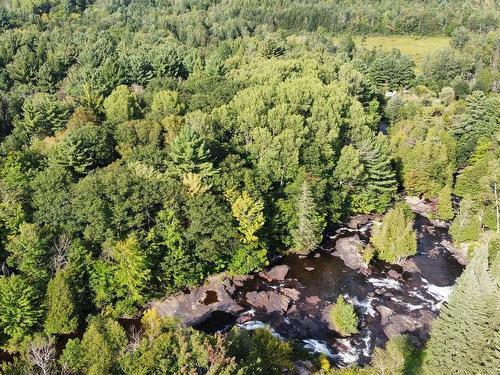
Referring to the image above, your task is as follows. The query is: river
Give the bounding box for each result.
[189,213,464,367]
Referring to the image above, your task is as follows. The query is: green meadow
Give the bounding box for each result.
[353,36,451,71]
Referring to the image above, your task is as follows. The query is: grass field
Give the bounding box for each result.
[347,36,450,72]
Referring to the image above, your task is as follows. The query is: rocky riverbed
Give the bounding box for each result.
[151,212,464,367]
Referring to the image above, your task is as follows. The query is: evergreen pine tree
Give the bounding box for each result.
[37,63,57,92]
[5,222,51,288]
[333,145,365,192]
[354,127,397,211]
[147,209,203,292]
[338,34,355,59]
[359,133,397,195]
[424,244,500,375]
[167,126,214,178]
[79,83,104,115]
[453,91,498,166]
[329,295,359,336]
[111,236,150,310]
[6,46,37,84]
[18,93,69,139]
[371,202,417,264]
[49,124,114,174]
[45,270,78,335]
[61,316,127,375]
[292,180,325,254]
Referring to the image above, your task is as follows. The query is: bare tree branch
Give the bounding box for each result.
[27,339,56,375]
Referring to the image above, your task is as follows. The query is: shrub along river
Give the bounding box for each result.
[153,211,464,367]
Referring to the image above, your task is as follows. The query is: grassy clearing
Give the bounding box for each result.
[344,36,450,72]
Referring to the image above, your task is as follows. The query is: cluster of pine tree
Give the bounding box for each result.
[424,243,499,374]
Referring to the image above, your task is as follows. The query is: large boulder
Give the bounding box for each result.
[400,259,421,273]
[232,275,251,287]
[281,288,301,301]
[332,234,363,270]
[388,269,402,279]
[404,196,433,216]
[441,239,468,265]
[306,295,321,305]
[382,309,437,340]
[321,304,334,330]
[376,305,394,326]
[259,265,290,282]
[416,309,438,341]
[383,314,416,338]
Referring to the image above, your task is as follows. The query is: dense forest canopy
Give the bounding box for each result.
[0,0,498,36]
[0,0,498,374]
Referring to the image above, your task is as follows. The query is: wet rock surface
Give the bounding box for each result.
[306,295,321,304]
[405,196,468,265]
[152,213,464,367]
[282,287,301,301]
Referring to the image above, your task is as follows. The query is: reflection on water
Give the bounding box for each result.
[201,290,220,305]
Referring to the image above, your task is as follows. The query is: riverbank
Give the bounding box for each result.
[0,208,464,370]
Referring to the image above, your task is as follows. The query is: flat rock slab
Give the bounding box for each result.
[281,287,301,301]
[400,259,421,273]
[246,290,291,313]
[383,314,417,339]
[376,305,394,326]
[321,304,341,332]
[441,240,468,265]
[417,309,437,340]
[151,275,243,326]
